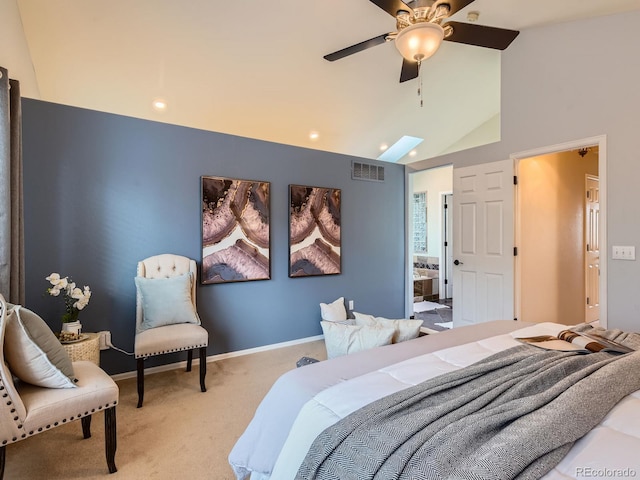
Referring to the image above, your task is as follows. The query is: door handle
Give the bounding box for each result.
[454,259,463,265]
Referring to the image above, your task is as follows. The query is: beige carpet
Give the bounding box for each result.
[5,340,327,480]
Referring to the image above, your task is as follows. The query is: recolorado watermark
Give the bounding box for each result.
[576,467,637,478]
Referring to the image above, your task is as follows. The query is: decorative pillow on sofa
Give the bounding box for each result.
[320,320,395,359]
[4,304,77,388]
[319,297,348,323]
[353,312,422,344]
[135,272,201,332]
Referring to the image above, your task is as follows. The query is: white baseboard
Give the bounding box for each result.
[110,334,324,382]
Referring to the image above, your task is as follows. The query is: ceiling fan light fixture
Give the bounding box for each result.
[395,22,444,63]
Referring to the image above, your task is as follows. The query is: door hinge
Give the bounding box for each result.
[514,317,518,321]
[444,203,448,209]
[444,241,448,247]
[514,247,518,256]
[587,190,591,199]
[444,279,448,285]
[513,175,518,185]
[587,297,590,305]
[586,244,590,252]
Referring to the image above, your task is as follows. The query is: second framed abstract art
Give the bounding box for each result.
[289,184,341,277]
[201,176,270,284]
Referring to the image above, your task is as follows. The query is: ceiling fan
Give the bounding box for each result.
[324,0,520,83]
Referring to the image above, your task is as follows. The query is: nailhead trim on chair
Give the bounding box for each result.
[135,342,208,359]
[1,400,119,446]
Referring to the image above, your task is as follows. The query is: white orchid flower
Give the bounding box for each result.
[74,298,89,310]
[46,273,91,319]
[48,286,62,296]
[70,287,84,300]
[47,273,69,289]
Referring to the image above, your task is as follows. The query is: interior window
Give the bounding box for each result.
[413,192,427,254]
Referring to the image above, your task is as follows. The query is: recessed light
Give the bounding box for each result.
[152,98,167,111]
[309,131,319,141]
[409,150,418,157]
[380,143,389,151]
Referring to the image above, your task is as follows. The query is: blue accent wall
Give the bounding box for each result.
[21,99,406,375]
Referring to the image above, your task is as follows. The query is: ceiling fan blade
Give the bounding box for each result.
[399,59,419,83]
[433,0,476,18]
[369,0,413,18]
[324,34,390,61]
[443,21,519,50]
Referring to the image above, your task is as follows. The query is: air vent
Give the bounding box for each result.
[352,161,385,182]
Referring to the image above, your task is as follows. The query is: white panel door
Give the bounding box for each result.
[585,175,600,323]
[453,159,514,327]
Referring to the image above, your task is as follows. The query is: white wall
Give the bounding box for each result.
[438,114,500,157]
[0,0,40,97]
[410,11,640,332]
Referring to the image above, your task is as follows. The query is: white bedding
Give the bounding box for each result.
[269,322,640,479]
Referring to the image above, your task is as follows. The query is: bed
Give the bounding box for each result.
[229,321,640,479]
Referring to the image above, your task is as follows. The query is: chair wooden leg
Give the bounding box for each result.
[137,358,145,408]
[104,406,117,474]
[199,346,207,392]
[81,415,92,439]
[0,445,5,480]
[186,349,193,372]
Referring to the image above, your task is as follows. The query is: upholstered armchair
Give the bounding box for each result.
[0,295,118,477]
[134,254,208,408]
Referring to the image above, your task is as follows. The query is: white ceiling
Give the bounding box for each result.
[15,0,640,164]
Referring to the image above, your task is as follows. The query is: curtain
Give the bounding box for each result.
[0,66,25,304]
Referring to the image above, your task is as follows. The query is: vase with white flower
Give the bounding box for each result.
[46,273,92,338]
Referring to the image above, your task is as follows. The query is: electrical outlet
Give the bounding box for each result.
[348,300,354,310]
[98,331,111,350]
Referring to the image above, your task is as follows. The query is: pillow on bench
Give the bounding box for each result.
[319,297,348,323]
[353,312,422,344]
[320,320,394,359]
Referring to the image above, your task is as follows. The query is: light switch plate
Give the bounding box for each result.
[612,246,636,260]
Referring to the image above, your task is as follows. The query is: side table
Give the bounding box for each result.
[61,332,100,366]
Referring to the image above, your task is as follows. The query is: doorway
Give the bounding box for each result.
[515,143,604,326]
[408,165,453,331]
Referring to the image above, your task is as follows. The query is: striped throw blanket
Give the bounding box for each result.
[296,327,640,480]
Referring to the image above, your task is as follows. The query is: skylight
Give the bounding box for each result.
[377,136,423,162]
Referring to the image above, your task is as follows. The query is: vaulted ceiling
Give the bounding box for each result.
[15,0,640,164]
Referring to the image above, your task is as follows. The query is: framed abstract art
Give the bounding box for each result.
[289,185,341,277]
[201,176,270,284]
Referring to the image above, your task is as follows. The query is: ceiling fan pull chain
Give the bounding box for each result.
[418,61,423,108]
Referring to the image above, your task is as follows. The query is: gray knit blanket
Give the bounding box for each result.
[296,326,640,480]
